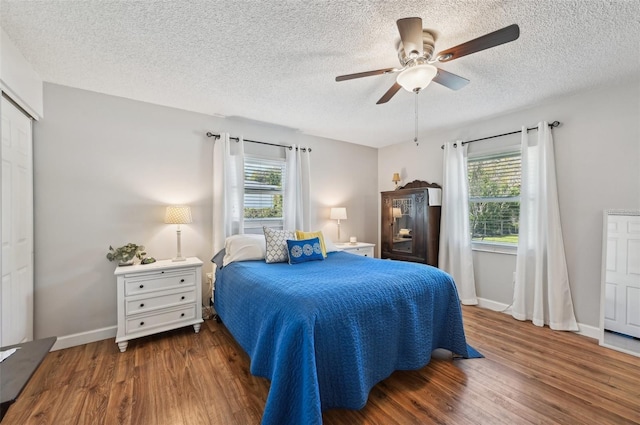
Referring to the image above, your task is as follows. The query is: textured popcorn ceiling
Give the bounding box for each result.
[1,1,638,148]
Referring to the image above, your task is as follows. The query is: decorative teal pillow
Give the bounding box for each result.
[286,237,324,264]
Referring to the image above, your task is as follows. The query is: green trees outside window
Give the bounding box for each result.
[468,153,521,244]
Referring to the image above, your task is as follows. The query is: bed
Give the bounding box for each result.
[213,235,479,425]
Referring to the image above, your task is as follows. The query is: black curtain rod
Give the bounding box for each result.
[440,121,560,150]
[205,132,312,152]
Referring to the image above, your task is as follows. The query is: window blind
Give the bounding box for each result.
[244,157,285,232]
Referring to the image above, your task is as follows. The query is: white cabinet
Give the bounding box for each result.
[1,97,34,346]
[336,242,375,258]
[115,257,203,352]
[603,213,640,338]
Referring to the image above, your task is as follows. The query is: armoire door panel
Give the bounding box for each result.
[381,180,441,267]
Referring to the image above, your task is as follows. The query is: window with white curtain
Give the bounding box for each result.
[467,150,521,246]
[244,156,286,233]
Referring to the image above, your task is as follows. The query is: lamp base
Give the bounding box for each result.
[173,228,186,262]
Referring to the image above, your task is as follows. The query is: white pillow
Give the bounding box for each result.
[223,234,267,266]
[323,235,340,253]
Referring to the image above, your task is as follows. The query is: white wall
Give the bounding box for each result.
[0,27,43,118]
[27,76,640,345]
[34,83,377,348]
[378,77,640,329]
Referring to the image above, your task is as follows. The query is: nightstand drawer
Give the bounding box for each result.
[125,288,196,315]
[346,246,374,257]
[125,270,195,295]
[126,305,197,334]
[336,242,375,258]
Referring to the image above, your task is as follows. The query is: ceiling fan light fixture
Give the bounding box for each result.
[396,64,438,92]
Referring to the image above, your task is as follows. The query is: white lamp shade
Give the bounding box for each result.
[164,205,193,224]
[392,207,403,218]
[396,64,438,92]
[330,207,347,220]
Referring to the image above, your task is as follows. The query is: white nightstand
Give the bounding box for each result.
[114,257,203,352]
[336,242,375,258]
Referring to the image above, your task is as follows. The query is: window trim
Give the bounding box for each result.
[471,241,518,255]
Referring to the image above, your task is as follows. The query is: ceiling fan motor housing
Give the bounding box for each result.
[397,30,435,66]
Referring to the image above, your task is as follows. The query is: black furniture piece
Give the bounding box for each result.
[381,180,441,266]
[1,336,56,421]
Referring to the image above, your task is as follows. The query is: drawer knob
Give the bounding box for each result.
[140,321,145,326]
[181,296,185,300]
[139,284,144,289]
[180,313,185,317]
[180,279,185,283]
[139,303,145,307]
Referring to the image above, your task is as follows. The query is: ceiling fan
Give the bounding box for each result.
[336,18,520,105]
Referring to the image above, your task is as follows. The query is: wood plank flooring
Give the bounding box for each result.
[3,306,639,424]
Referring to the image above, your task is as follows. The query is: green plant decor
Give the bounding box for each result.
[106,243,147,265]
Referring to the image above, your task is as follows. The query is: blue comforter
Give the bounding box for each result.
[214,251,476,425]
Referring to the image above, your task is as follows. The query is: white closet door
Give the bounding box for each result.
[1,96,34,345]
[604,214,640,338]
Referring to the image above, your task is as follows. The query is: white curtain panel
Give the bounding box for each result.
[512,122,578,330]
[439,141,478,305]
[284,145,311,231]
[212,134,245,255]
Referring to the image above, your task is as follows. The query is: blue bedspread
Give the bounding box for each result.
[214,251,476,425]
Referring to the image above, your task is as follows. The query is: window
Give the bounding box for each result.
[243,156,286,233]
[467,151,521,245]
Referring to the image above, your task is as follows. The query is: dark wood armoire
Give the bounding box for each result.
[380,180,441,266]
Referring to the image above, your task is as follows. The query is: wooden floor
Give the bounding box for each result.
[4,306,639,424]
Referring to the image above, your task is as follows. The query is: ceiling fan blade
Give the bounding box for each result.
[376,82,402,104]
[397,17,424,58]
[432,68,470,90]
[335,67,398,82]
[435,24,520,62]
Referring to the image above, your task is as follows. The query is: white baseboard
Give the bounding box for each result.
[475,297,599,341]
[51,326,117,351]
[575,323,600,340]
[49,300,602,352]
[476,297,512,313]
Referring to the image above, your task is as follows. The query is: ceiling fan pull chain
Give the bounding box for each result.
[414,91,419,146]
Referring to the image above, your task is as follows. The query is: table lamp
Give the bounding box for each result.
[392,173,401,189]
[165,205,192,261]
[330,207,347,241]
